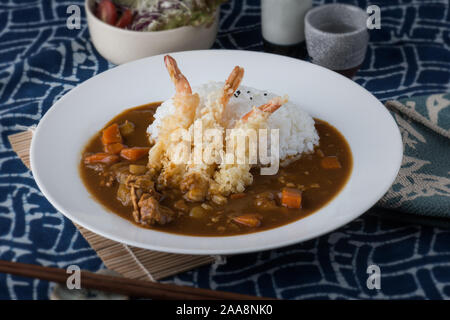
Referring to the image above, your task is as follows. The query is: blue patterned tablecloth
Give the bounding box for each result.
[1,0,449,300]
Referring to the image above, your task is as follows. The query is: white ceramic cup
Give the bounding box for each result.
[261,0,312,46]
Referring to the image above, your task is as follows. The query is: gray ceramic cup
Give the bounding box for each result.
[305,4,369,73]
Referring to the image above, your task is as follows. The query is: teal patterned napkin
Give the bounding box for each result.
[378,93,450,217]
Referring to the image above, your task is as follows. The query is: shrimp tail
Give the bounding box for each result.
[221,66,244,107]
[164,55,192,96]
[241,96,288,121]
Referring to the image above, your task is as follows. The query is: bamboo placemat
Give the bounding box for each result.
[8,130,217,281]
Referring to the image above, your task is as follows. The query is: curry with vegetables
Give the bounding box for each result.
[80,102,352,236]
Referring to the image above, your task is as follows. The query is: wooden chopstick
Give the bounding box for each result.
[0,260,270,300]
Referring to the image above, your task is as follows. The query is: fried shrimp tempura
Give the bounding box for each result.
[147,55,287,201]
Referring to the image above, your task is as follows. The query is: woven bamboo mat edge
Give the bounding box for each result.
[8,130,217,281]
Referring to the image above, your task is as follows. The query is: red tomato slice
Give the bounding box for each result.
[116,9,133,28]
[96,0,117,25]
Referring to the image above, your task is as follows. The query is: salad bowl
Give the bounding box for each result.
[85,0,219,64]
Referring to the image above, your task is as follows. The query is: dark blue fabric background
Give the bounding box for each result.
[0,0,449,299]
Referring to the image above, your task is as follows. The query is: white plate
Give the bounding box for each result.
[30,50,402,255]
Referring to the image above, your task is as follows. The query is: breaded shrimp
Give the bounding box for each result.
[148,55,199,172]
[211,96,287,195]
[181,66,245,202]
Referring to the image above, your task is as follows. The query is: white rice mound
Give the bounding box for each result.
[147,81,319,161]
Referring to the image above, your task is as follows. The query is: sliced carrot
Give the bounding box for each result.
[84,153,119,165]
[101,123,122,145]
[232,214,262,227]
[104,142,125,154]
[281,187,302,209]
[120,147,150,161]
[230,193,246,200]
[321,156,342,169]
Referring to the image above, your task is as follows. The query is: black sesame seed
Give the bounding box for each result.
[247,91,250,93]
[264,93,267,96]
[236,90,241,95]
[250,97,253,100]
